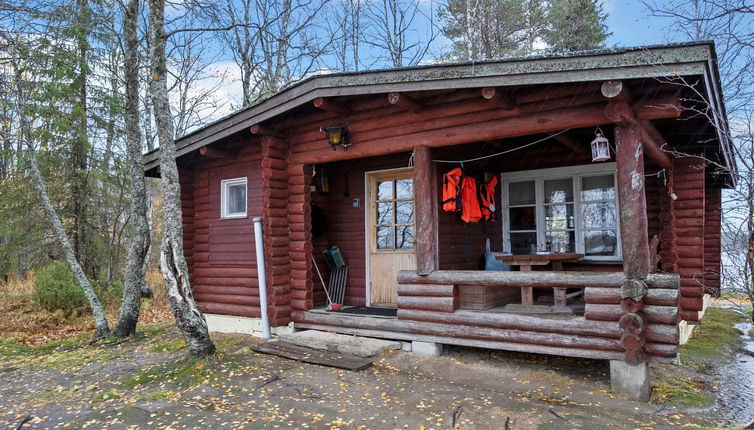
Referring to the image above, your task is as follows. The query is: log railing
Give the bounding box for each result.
[396,270,681,363]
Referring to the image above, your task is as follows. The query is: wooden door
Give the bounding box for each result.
[368,169,416,306]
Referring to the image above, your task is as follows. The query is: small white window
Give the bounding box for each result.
[221,177,247,219]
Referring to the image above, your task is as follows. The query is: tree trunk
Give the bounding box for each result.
[28,151,110,336]
[113,0,151,338]
[72,0,92,275]
[148,0,215,357]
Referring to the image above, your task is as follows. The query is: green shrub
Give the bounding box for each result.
[92,276,123,307]
[33,261,87,316]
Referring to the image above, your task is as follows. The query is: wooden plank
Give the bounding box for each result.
[252,342,373,371]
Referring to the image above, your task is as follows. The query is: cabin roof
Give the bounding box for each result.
[144,41,732,177]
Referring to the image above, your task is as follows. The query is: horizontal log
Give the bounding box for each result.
[644,342,678,357]
[680,296,704,311]
[193,285,258,295]
[397,296,458,313]
[197,302,260,318]
[295,310,622,352]
[584,304,678,324]
[292,320,628,362]
[194,267,258,278]
[397,308,621,338]
[397,270,679,289]
[195,293,260,307]
[585,287,679,305]
[646,324,679,344]
[397,283,457,297]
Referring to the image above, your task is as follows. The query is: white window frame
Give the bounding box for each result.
[220,177,248,219]
[501,163,622,261]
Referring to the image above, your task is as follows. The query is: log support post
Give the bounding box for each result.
[261,136,293,325]
[413,145,438,275]
[613,115,651,400]
[288,162,314,311]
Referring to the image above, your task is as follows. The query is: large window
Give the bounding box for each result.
[501,164,620,260]
[220,177,247,219]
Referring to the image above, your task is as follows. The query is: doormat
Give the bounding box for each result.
[329,306,397,317]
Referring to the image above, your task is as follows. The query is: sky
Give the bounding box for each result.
[190,0,682,124]
[603,0,675,47]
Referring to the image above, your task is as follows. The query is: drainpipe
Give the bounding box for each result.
[252,217,271,340]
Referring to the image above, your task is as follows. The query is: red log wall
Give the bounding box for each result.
[184,147,267,321]
[672,158,706,323]
[704,186,722,297]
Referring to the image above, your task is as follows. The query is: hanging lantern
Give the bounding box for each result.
[322,125,350,151]
[590,128,611,162]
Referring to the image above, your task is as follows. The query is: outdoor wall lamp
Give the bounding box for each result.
[322,125,350,151]
[590,127,611,162]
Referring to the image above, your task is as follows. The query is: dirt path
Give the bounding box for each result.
[0,325,721,430]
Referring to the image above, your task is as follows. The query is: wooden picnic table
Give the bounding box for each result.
[496,253,584,311]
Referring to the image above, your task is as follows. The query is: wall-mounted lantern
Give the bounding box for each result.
[590,127,611,162]
[322,125,350,151]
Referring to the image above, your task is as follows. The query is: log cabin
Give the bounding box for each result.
[144,42,733,400]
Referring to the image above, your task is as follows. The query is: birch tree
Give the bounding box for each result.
[113,0,151,337]
[643,0,754,317]
[5,34,110,335]
[148,0,215,356]
[364,0,436,67]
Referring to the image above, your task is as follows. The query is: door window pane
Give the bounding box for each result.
[581,175,615,201]
[509,181,535,205]
[396,179,413,199]
[396,201,413,224]
[396,225,414,249]
[509,206,536,230]
[376,180,393,200]
[510,232,537,254]
[376,226,394,249]
[582,202,616,229]
[544,178,573,203]
[376,202,393,224]
[584,230,617,256]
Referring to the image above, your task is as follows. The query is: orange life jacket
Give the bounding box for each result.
[442,168,463,212]
[480,176,497,221]
[460,176,482,223]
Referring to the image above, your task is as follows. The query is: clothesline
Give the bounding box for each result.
[431,129,571,164]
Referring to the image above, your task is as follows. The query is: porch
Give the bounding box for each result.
[292,269,680,363]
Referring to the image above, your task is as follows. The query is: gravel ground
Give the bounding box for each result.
[0,325,729,430]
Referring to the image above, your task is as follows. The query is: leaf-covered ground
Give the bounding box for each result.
[1,315,748,430]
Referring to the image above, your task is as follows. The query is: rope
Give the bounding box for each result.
[432,129,571,164]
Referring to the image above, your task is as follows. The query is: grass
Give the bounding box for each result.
[122,337,244,390]
[651,375,714,407]
[679,307,747,367]
[651,307,748,407]
[148,337,187,353]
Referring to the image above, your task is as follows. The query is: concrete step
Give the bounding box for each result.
[279,330,401,357]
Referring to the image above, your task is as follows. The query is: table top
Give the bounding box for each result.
[495,253,584,264]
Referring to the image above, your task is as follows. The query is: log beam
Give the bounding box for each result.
[639,120,673,170]
[250,124,286,139]
[481,87,516,110]
[413,145,438,275]
[313,97,351,115]
[388,92,423,113]
[199,146,237,159]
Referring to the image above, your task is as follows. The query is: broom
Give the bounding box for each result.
[311,256,340,310]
